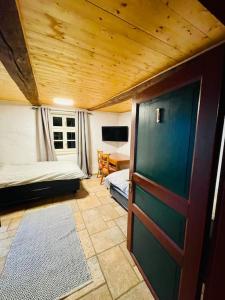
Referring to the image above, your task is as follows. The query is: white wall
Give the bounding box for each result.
[0,103,38,163]
[0,103,131,174]
[89,111,132,174]
[117,112,132,155]
[89,111,119,174]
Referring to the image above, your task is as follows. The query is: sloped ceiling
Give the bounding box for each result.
[0,0,224,112]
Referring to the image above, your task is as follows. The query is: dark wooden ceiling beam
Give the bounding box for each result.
[0,0,39,105]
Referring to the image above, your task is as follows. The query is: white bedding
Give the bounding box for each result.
[105,169,129,197]
[0,161,85,189]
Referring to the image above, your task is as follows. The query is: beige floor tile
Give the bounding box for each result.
[88,192,99,198]
[77,197,101,211]
[114,205,127,217]
[97,196,114,205]
[82,208,108,235]
[79,284,112,300]
[115,215,128,237]
[97,204,120,221]
[84,185,104,193]
[74,211,86,231]
[0,230,17,241]
[119,241,135,267]
[1,210,25,220]
[91,226,125,254]
[0,219,10,228]
[7,218,21,231]
[78,229,95,259]
[95,190,110,198]
[98,246,139,299]
[118,282,154,300]
[66,256,105,300]
[0,225,8,234]
[106,220,116,228]
[0,238,12,258]
[82,180,101,188]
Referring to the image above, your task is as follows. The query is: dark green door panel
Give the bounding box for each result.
[136,82,200,198]
[133,216,181,300]
[134,185,186,248]
[132,82,200,298]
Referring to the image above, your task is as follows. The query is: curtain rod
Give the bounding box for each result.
[32,105,92,114]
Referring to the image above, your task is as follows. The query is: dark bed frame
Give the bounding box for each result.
[0,179,80,210]
[110,183,128,211]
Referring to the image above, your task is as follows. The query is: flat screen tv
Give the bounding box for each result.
[102,126,128,142]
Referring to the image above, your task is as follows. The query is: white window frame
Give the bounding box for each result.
[51,111,77,155]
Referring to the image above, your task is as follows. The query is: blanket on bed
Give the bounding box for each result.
[105,169,129,197]
[0,161,85,188]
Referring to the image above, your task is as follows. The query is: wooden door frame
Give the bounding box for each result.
[203,75,225,299]
[203,143,225,299]
[127,44,225,300]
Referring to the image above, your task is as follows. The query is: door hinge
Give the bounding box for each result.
[127,179,133,193]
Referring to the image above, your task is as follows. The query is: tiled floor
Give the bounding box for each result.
[0,177,154,300]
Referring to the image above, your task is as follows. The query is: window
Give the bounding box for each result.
[51,113,76,154]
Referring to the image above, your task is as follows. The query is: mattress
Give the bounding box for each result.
[0,161,85,189]
[105,169,129,198]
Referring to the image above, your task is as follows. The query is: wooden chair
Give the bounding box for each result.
[97,150,103,178]
[100,153,117,184]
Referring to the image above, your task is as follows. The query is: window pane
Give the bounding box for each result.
[54,132,63,140]
[54,141,63,149]
[67,132,75,140]
[67,118,75,127]
[53,117,62,126]
[67,141,76,148]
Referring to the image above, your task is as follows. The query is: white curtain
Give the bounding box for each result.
[77,111,90,177]
[37,107,57,161]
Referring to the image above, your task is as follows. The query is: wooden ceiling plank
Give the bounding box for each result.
[89,41,225,110]
[99,99,132,112]
[22,0,183,59]
[24,8,177,69]
[0,0,39,105]
[161,0,225,40]
[87,0,218,53]
[16,0,225,110]
[26,32,151,80]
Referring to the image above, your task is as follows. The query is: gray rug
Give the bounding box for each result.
[0,205,92,300]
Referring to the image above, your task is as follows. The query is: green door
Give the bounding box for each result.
[128,82,200,300]
[127,45,225,300]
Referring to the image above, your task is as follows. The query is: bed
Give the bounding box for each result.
[0,161,85,210]
[105,169,129,210]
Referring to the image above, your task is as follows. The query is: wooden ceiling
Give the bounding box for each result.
[99,99,132,113]
[0,0,224,112]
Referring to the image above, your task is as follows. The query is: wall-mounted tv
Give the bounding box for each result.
[102,126,128,142]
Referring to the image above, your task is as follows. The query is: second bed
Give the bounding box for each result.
[105,169,129,210]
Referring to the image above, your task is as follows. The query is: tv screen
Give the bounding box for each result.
[102,126,128,142]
